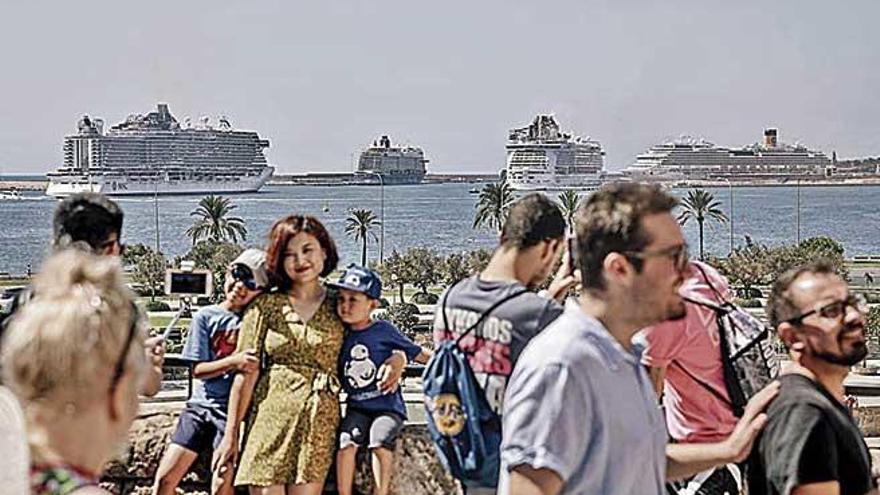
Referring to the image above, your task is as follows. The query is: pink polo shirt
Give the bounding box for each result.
[639,261,739,443]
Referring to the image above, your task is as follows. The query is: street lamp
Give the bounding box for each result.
[154,173,161,254]
[722,178,734,254]
[356,170,384,263]
[796,178,801,245]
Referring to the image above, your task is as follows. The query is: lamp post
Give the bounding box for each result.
[357,170,385,263]
[154,174,161,254]
[796,178,801,245]
[722,178,734,254]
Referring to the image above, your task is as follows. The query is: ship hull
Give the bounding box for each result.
[46,167,274,198]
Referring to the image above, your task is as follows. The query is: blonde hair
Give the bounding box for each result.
[1,250,146,409]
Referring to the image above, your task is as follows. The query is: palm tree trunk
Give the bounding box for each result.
[361,238,367,266]
[698,220,705,261]
[399,283,405,304]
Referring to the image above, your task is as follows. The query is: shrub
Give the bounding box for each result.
[380,303,420,338]
[411,292,439,304]
[734,298,763,308]
[377,297,390,309]
[145,300,171,312]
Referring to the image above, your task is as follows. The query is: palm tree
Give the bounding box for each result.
[677,188,728,260]
[185,195,248,245]
[345,208,380,265]
[557,189,581,231]
[473,181,515,233]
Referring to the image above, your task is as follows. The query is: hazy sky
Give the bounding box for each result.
[1,0,878,174]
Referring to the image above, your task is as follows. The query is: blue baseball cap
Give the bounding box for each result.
[327,264,383,300]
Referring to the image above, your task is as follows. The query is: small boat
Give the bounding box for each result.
[0,188,23,200]
[322,203,330,212]
[468,187,480,194]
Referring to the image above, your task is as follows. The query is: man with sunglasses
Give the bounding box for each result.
[154,249,268,495]
[749,261,877,495]
[499,183,777,495]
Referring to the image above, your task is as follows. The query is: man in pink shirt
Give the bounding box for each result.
[640,260,742,495]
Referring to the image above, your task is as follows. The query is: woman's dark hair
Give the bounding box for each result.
[265,215,338,289]
[52,193,124,252]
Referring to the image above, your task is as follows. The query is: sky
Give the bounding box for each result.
[1,0,879,174]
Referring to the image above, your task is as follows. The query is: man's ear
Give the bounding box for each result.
[603,252,634,287]
[778,322,805,352]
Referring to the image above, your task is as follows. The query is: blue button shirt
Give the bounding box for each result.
[499,300,668,495]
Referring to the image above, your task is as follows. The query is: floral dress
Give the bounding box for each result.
[30,464,98,494]
[234,290,344,487]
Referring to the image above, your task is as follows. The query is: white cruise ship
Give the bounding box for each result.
[46,104,274,197]
[357,135,428,185]
[505,115,604,191]
[625,129,833,181]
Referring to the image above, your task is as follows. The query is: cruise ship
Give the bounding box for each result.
[357,135,428,185]
[624,128,833,181]
[505,115,605,191]
[46,103,274,197]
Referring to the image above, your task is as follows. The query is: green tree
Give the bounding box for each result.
[377,249,411,304]
[716,236,773,296]
[866,306,880,360]
[122,243,166,301]
[405,247,443,295]
[677,188,729,260]
[557,189,581,230]
[467,247,493,274]
[185,195,248,245]
[175,240,244,301]
[345,208,380,266]
[443,252,471,285]
[473,182,515,233]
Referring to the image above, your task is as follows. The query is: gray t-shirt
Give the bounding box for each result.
[499,300,668,495]
[432,276,563,414]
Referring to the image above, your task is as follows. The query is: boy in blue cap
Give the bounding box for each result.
[328,264,432,495]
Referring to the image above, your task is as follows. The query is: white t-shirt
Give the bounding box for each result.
[0,386,29,494]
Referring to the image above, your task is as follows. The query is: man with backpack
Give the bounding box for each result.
[640,261,744,495]
[429,193,577,493]
[749,261,876,495]
[499,183,778,495]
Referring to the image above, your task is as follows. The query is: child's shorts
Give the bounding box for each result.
[171,403,227,452]
[339,408,405,450]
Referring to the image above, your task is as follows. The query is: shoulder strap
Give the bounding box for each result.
[440,278,529,349]
[669,360,732,407]
[691,263,728,305]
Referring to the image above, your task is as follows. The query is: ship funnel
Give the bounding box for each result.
[764,128,778,148]
[380,135,391,148]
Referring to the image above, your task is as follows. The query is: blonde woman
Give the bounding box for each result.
[1,250,147,494]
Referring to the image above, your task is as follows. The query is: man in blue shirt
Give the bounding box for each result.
[499,183,779,495]
[153,249,268,495]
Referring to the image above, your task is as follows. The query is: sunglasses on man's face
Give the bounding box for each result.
[623,243,690,273]
[231,264,260,291]
[786,293,868,325]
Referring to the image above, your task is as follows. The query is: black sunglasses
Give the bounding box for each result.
[785,294,868,325]
[231,264,260,291]
[110,301,139,393]
[623,243,690,272]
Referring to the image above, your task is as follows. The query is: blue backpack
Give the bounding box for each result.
[423,282,527,488]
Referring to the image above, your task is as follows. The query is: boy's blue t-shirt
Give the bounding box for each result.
[339,320,422,418]
[181,305,242,412]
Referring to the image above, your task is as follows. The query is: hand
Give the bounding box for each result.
[545,248,581,302]
[212,433,239,473]
[144,336,166,369]
[232,349,260,374]
[377,352,406,394]
[721,381,780,463]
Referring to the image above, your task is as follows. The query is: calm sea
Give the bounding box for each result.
[0,183,878,275]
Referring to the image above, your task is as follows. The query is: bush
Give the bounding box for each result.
[377,297,390,309]
[144,300,171,312]
[380,303,420,338]
[734,298,763,308]
[863,292,880,304]
[411,292,439,304]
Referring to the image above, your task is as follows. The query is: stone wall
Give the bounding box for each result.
[101,405,462,494]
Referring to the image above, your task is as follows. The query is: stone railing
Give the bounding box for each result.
[101,403,461,494]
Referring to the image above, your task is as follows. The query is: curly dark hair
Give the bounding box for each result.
[52,193,123,252]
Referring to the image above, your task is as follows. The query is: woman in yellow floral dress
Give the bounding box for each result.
[215,215,405,495]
